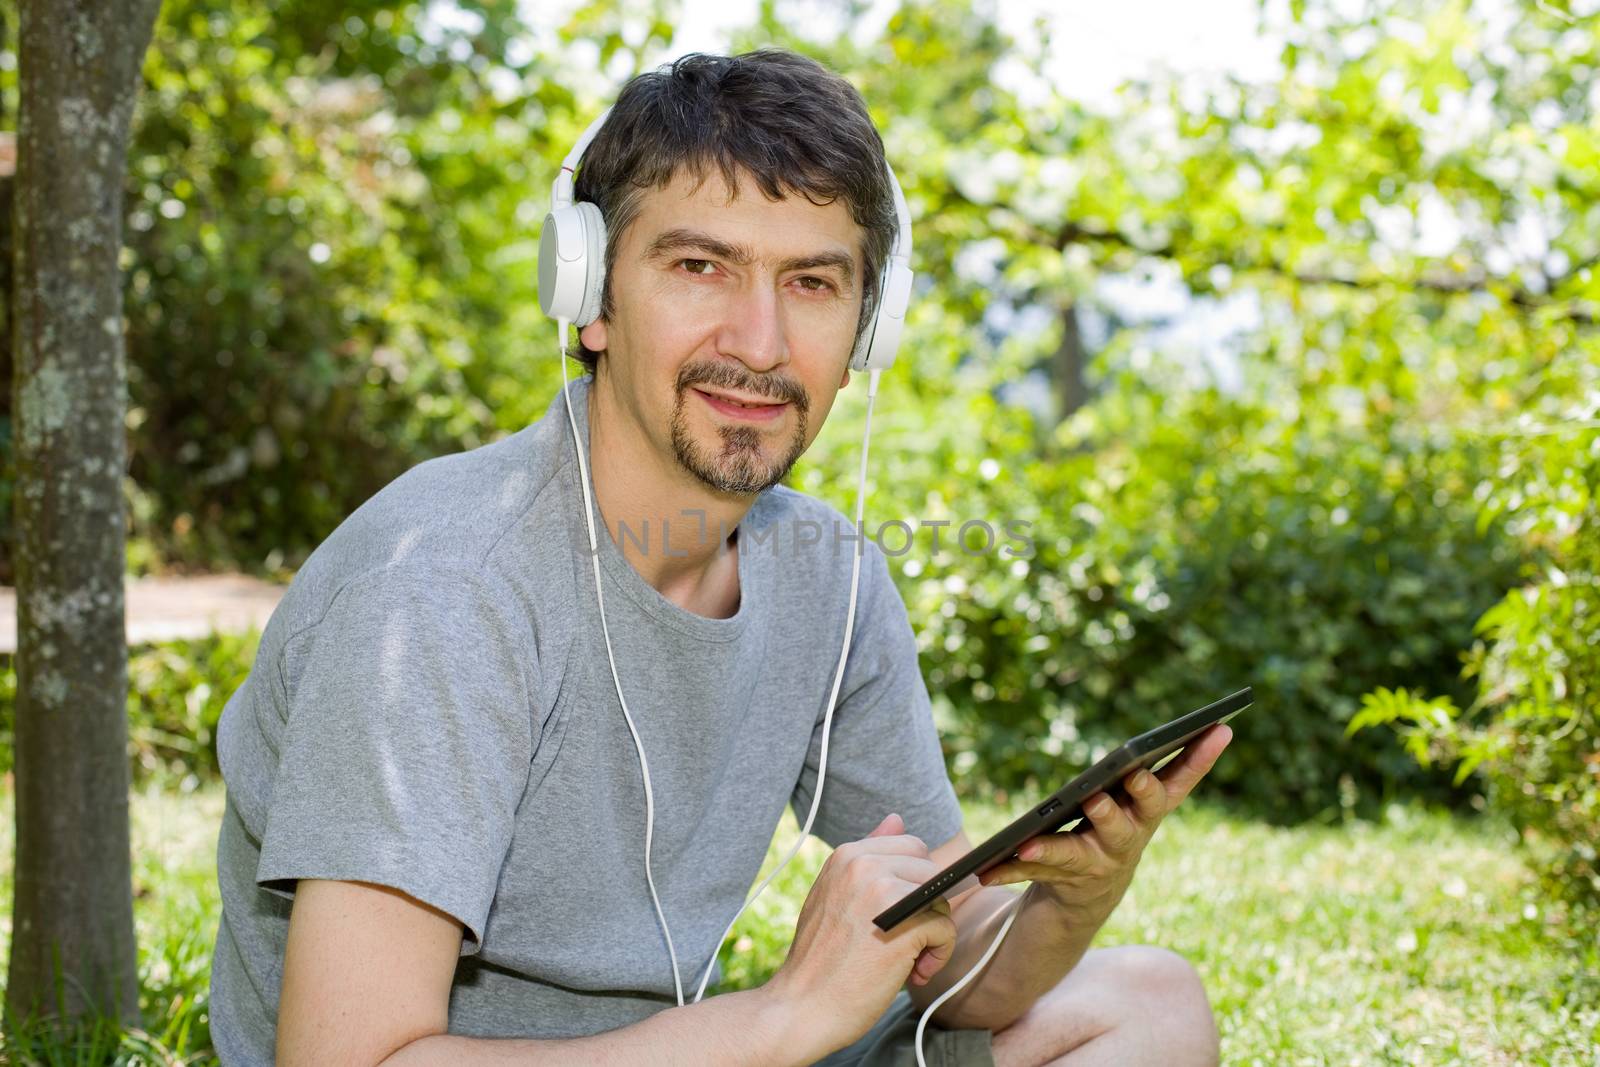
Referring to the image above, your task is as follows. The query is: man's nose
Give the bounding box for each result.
[717,281,788,375]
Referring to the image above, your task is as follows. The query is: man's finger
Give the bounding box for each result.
[855,814,933,857]
[976,861,1018,886]
[855,834,931,859]
[905,895,959,983]
[1083,789,1143,851]
[1157,724,1233,805]
[1122,768,1167,824]
[1023,827,1093,868]
[868,813,905,838]
[873,854,942,889]
[979,857,1075,886]
[907,897,954,984]
[984,831,1092,880]
[914,926,956,978]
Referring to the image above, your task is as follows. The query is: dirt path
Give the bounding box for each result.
[0,574,284,653]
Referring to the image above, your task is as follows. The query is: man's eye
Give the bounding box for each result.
[681,259,716,275]
[796,276,835,293]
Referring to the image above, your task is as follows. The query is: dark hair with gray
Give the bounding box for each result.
[569,49,899,373]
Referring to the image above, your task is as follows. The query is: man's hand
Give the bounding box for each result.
[765,813,959,1059]
[977,724,1234,922]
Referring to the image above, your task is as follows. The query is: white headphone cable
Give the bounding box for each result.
[559,319,686,1005]
[914,891,1025,1067]
[689,366,881,1004]
[558,320,883,1009]
[558,335,1018,1063]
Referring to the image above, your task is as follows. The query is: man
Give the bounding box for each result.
[208,49,1232,1066]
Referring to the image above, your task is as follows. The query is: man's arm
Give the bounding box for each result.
[904,723,1235,1032]
[276,879,820,1067]
[278,816,963,1067]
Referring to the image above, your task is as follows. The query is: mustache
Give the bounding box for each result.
[675,360,811,415]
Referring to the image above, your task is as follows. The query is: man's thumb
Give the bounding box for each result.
[868,813,904,838]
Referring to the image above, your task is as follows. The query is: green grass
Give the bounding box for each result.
[1,783,1595,1065]
[718,802,1600,1066]
[0,781,224,1065]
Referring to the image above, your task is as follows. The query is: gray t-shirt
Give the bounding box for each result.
[208,375,964,1065]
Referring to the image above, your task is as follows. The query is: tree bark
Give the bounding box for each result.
[1,169,13,586]
[7,0,162,1028]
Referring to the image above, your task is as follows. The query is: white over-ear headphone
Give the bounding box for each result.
[538,107,915,374]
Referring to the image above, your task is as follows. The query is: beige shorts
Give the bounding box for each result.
[810,991,996,1067]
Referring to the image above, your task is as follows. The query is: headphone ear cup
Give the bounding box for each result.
[539,204,586,321]
[538,201,609,327]
[850,258,913,372]
[574,201,608,328]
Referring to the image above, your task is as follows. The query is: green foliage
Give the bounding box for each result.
[773,0,1550,816]
[125,632,258,787]
[0,631,258,788]
[3,0,1593,824]
[800,354,1520,818]
[116,0,592,571]
[1351,369,1600,907]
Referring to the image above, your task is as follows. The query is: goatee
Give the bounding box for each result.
[669,360,811,494]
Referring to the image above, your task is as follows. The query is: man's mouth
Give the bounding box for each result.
[693,388,790,421]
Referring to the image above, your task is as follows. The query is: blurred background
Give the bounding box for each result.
[0,0,1596,1061]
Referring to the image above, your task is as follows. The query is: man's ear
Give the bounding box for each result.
[839,367,851,390]
[579,318,608,354]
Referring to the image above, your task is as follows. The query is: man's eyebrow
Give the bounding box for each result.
[644,228,856,288]
[644,228,755,266]
[778,250,855,288]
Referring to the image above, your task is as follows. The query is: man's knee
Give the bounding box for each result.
[1104,946,1218,1063]
[1112,945,1209,1005]
[992,946,1219,1067]
[1024,946,1217,1065]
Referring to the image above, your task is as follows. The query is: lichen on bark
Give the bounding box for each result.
[15,357,70,449]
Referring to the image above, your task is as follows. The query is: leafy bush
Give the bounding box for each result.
[766,0,1545,819]
[0,631,257,788]
[797,346,1522,819]
[114,0,570,573]
[124,632,258,787]
[1351,380,1600,907]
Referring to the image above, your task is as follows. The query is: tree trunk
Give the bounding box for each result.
[1,169,13,586]
[6,0,162,1028]
[1052,300,1087,421]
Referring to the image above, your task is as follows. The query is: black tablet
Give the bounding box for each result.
[872,687,1252,932]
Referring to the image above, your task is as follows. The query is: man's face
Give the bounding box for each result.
[578,166,864,496]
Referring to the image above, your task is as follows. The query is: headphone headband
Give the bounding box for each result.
[539,107,914,372]
[551,108,613,210]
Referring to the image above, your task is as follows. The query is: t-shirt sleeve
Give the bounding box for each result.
[254,560,537,957]
[790,540,964,850]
